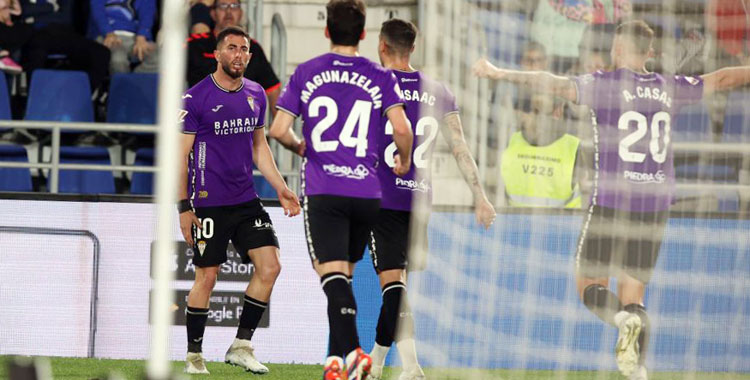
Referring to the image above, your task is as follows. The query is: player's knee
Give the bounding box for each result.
[256,260,281,284]
[196,269,218,291]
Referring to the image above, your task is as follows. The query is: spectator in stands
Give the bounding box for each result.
[0,0,26,73]
[187,0,281,115]
[520,41,549,71]
[88,0,159,74]
[706,0,750,68]
[19,0,111,92]
[190,0,214,34]
[501,91,584,209]
[530,0,631,73]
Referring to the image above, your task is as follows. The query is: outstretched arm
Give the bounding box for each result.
[701,66,750,96]
[439,113,496,229]
[472,58,578,103]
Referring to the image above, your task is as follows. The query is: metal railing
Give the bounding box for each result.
[0,119,302,194]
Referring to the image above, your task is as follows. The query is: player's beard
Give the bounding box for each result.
[221,61,245,79]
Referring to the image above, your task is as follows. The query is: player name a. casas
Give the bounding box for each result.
[149,241,256,282]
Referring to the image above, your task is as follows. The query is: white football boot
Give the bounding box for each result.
[614,312,642,377]
[185,352,210,375]
[224,338,269,374]
[397,365,425,380]
[629,365,648,380]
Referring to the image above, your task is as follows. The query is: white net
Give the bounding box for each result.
[405,0,750,379]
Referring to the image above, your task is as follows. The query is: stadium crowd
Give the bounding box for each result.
[0,0,747,212]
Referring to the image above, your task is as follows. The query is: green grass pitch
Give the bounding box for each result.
[2,357,750,380]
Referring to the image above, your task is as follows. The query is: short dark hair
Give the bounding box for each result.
[615,20,654,55]
[326,0,366,47]
[380,18,418,57]
[216,26,249,48]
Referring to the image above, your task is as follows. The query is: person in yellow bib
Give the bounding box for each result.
[501,92,585,209]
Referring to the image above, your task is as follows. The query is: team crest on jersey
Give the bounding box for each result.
[685,76,700,85]
[247,96,255,112]
[197,241,207,256]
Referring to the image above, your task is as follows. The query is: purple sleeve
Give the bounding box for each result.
[442,84,459,117]
[572,72,601,108]
[181,96,199,134]
[259,91,268,126]
[672,75,704,108]
[275,69,302,117]
[381,72,405,115]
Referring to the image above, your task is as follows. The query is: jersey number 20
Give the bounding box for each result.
[618,111,671,164]
[309,96,371,157]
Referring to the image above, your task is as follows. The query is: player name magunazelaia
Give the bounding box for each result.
[300,70,385,109]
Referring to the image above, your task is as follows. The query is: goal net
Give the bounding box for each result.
[403,0,750,378]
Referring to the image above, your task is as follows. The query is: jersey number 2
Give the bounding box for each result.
[309,96,371,157]
[618,111,670,164]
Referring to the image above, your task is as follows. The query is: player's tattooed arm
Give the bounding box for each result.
[701,66,750,96]
[472,58,577,102]
[441,113,496,228]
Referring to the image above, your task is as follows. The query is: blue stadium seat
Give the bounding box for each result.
[0,144,32,191]
[25,70,94,126]
[717,191,740,212]
[479,9,527,68]
[673,102,711,142]
[106,73,158,125]
[0,74,11,133]
[130,148,154,195]
[253,174,276,199]
[58,146,115,194]
[722,91,750,141]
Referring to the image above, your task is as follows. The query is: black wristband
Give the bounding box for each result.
[177,199,192,213]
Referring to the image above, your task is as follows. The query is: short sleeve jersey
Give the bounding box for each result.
[573,68,704,212]
[377,70,459,211]
[181,75,268,207]
[276,52,405,199]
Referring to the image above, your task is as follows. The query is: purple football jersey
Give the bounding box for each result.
[574,68,704,212]
[377,70,459,211]
[276,53,405,198]
[181,75,267,207]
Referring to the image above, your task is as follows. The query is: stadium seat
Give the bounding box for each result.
[722,91,750,141]
[0,74,11,133]
[253,174,276,199]
[478,9,527,68]
[25,69,94,125]
[106,73,158,125]
[717,191,740,213]
[58,146,115,194]
[130,148,154,195]
[0,144,32,191]
[673,102,711,142]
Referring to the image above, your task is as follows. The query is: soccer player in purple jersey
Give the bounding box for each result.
[177,26,301,375]
[474,20,750,379]
[268,2,414,379]
[366,19,497,380]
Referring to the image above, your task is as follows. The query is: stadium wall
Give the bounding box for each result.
[0,198,748,372]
